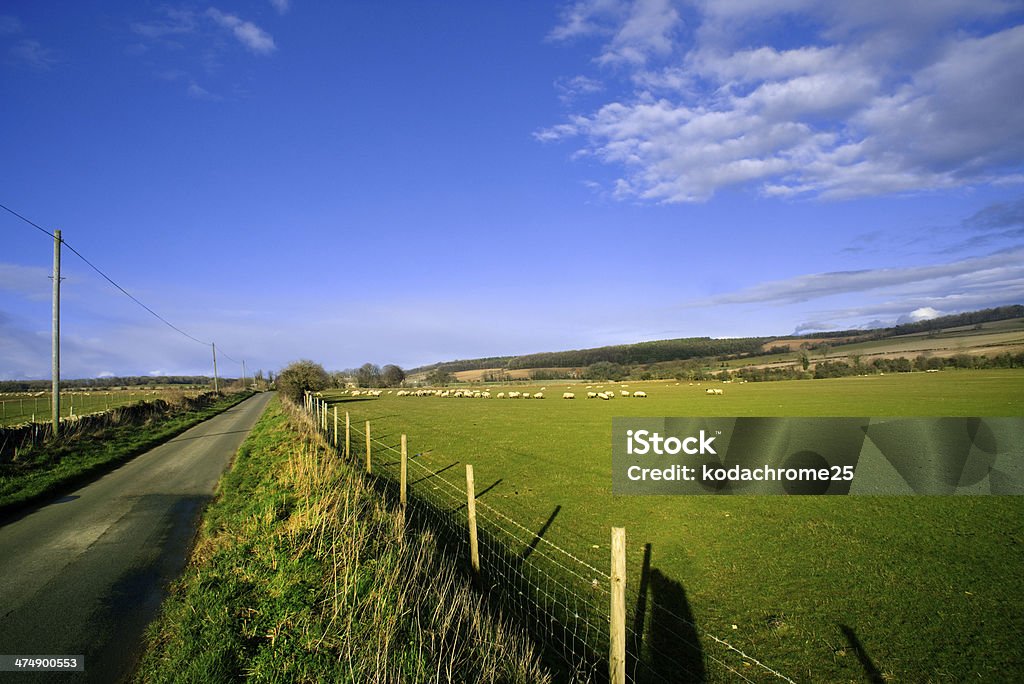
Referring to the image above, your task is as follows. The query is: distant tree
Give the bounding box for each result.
[276,360,330,403]
[585,361,627,381]
[356,363,382,388]
[818,343,832,358]
[798,349,811,371]
[381,364,406,387]
[328,371,350,388]
[426,369,453,386]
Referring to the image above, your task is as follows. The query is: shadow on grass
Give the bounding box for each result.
[522,504,561,561]
[409,460,459,486]
[840,624,886,684]
[630,542,706,683]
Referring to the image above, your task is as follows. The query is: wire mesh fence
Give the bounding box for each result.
[303,395,797,684]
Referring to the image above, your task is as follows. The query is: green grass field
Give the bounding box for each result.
[326,370,1024,682]
[0,388,206,427]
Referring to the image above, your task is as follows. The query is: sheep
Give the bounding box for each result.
[633,391,647,398]
[587,392,598,399]
[522,392,531,399]
[562,392,575,399]
[497,392,506,399]
[620,391,630,397]
[705,388,723,395]
[533,392,544,399]
[599,392,611,400]
[509,391,521,399]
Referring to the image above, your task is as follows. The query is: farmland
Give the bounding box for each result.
[0,387,207,427]
[325,370,1024,682]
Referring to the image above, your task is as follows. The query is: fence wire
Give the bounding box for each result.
[305,396,797,684]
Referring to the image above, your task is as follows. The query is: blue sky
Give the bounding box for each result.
[2,0,1023,379]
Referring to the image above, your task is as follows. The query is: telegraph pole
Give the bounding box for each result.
[212,343,219,392]
[51,229,61,437]
[242,359,247,390]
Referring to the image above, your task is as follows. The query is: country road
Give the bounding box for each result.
[0,391,274,683]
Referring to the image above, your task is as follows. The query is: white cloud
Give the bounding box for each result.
[0,264,51,300]
[8,39,56,70]
[0,15,23,35]
[549,0,680,65]
[555,75,604,104]
[542,1,1024,202]
[269,0,290,15]
[186,81,221,101]
[130,8,196,39]
[896,306,941,324]
[206,8,276,55]
[689,248,1024,309]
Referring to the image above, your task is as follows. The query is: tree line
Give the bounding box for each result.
[0,376,216,392]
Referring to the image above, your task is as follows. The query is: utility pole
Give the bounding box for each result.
[51,229,61,437]
[212,343,219,392]
[242,359,247,390]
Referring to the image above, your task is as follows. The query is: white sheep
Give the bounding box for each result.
[633,391,647,398]
[620,391,630,397]
[705,388,723,395]
[587,392,598,399]
[562,392,575,399]
[497,392,506,399]
[533,392,544,399]
[599,392,611,400]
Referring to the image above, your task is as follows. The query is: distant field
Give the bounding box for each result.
[326,370,1024,682]
[0,388,206,427]
[732,318,1024,369]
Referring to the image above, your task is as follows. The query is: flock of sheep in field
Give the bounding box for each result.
[337,383,729,401]
[333,385,736,401]
[340,386,654,400]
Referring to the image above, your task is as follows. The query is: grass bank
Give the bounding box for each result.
[0,391,252,516]
[134,395,553,684]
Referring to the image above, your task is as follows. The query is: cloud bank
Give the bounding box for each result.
[541,0,1024,202]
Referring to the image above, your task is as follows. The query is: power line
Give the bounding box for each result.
[59,240,211,346]
[2,201,242,366]
[0,202,57,239]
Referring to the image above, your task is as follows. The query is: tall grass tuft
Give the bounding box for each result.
[134,396,553,683]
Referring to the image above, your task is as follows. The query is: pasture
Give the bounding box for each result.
[0,388,204,427]
[326,370,1024,682]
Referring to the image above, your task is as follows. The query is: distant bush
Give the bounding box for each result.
[275,360,330,402]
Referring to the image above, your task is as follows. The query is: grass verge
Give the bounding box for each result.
[133,395,554,684]
[0,391,253,516]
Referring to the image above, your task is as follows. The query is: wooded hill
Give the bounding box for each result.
[409,305,1024,376]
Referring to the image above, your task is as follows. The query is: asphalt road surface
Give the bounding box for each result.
[0,391,274,683]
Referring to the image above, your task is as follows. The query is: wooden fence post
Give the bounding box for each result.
[345,411,350,458]
[365,420,372,474]
[333,406,338,448]
[400,434,408,508]
[466,464,480,576]
[610,527,626,684]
